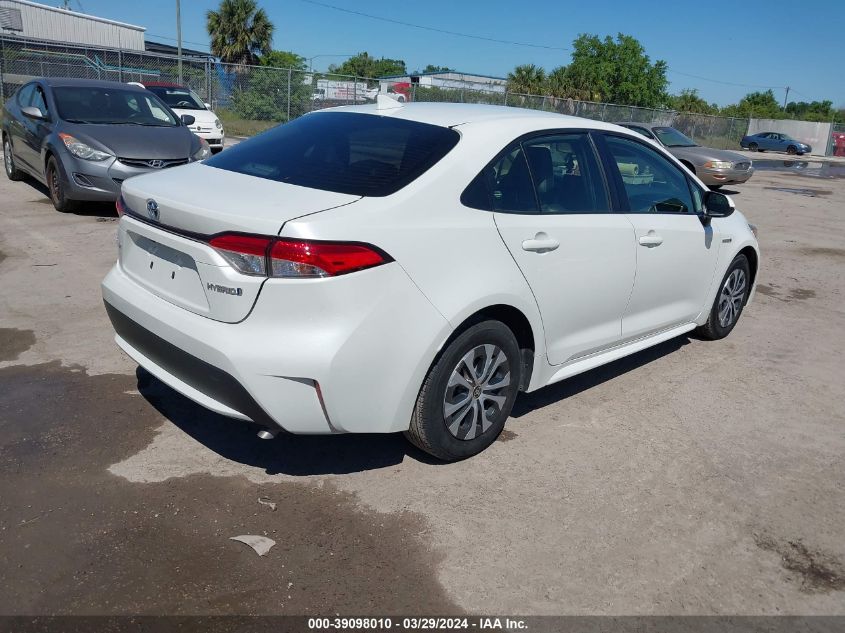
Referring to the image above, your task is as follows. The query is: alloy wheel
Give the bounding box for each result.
[443,344,511,440]
[49,164,61,204]
[718,268,747,328]
[3,140,12,177]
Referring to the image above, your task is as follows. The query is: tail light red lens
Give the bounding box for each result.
[209,234,272,276]
[269,239,389,278]
[115,195,126,217]
[208,234,390,278]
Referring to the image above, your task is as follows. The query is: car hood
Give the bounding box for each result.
[667,145,748,166]
[60,122,196,160]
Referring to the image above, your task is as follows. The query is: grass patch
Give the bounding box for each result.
[217,108,281,138]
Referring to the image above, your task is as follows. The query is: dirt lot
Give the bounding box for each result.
[0,159,843,617]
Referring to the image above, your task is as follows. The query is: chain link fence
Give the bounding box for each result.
[0,33,772,152]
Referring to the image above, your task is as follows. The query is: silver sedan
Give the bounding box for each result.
[617,123,754,188]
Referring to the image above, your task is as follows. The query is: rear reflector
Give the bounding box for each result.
[208,233,390,278]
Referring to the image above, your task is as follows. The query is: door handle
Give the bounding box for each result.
[522,233,559,252]
[638,233,663,247]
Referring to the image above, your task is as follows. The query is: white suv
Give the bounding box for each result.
[102,101,759,461]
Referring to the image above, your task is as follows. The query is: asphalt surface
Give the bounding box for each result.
[1,155,844,616]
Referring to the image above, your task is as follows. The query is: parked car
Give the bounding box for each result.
[102,102,759,461]
[740,132,812,155]
[2,78,210,212]
[135,82,225,152]
[617,122,753,188]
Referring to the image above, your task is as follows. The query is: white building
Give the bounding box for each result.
[0,0,145,51]
[379,70,508,95]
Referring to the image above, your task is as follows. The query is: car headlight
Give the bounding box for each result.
[192,138,211,161]
[214,118,223,130]
[704,160,733,170]
[58,133,110,161]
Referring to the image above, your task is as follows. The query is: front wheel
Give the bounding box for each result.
[46,156,78,213]
[405,320,522,461]
[3,137,24,181]
[787,145,797,155]
[697,254,751,340]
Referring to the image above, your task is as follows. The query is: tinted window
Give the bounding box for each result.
[653,127,697,147]
[16,83,35,107]
[630,126,656,140]
[53,86,178,126]
[205,112,460,197]
[523,134,609,214]
[146,86,206,110]
[605,135,695,214]
[484,146,538,213]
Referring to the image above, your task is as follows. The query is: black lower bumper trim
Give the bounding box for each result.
[104,301,278,429]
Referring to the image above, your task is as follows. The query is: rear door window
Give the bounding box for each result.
[205,112,460,197]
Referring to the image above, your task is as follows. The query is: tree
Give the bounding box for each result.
[563,33,668,106]
[421,65,452,74]
[721,90,782,118]
[507,64,547,95]
[207,0,274,66]
[260,50,306,70]
[328,52,406,78]
[670,89,717,115]
[785,100,835,121]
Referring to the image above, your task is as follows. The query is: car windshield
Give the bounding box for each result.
[146,86,206,110]
[653,127,698,147]
[205,112,461,197]
[53,86,179,126]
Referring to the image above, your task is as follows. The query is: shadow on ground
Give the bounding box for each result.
[23,177,117,218]
[138,335,693,470]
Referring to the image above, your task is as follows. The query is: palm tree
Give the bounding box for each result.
[207,0,274,66]
[507,64,547,95]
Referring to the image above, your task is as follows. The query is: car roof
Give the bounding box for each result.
[316,101,626,132]
[39,77,147,90]
[142,82,186,88]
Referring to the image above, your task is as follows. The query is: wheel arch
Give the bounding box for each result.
[738,244,759,290]
[439,304,538,391]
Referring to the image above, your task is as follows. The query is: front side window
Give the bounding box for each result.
[53,87,179,126]
[522,134,609,213]
[604,135,695,214]
[16,83,35,108]
[205,112,460,197]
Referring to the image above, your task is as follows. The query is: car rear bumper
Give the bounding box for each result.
[101,252,450,435]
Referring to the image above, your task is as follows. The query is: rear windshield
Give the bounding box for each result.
[204,112,460,196]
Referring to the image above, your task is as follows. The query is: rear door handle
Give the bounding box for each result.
[638,234,663,247]
[522,233,559,252]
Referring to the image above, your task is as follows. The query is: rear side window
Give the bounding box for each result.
[205,112,460,197]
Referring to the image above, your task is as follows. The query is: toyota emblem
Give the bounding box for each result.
[146,199,159,221]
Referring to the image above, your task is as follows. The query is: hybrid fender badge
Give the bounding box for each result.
[146,199,159,221]
[207,282,243,296]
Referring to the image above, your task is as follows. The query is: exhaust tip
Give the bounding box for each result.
[257,429,277,440]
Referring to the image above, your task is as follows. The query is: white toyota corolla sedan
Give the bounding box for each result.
[102,99,759,461]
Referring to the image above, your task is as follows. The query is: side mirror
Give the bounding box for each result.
[21,106,45,120]
[204,102,211,109]
[180,114,196,126]
[703,190,735,218]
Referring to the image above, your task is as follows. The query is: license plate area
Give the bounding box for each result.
[122,230,210,313]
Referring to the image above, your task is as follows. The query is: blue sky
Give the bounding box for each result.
[71,0,845,107]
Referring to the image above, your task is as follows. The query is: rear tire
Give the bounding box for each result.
[3,136,24,181]
[46,156,78,213]
[697,254,751,340]
[749,142,758,151]
[405,320,521,461]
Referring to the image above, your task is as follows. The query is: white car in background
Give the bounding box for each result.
[102,100,759,461]
[133,82,225,153]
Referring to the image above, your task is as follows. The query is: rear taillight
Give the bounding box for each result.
[115,195,126,217]
[208,233,390,278]
[209,234,272,276]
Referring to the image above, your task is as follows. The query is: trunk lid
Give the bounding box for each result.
[118,163,361,323]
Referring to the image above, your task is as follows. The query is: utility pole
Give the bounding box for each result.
[176,0,183,85]
[783,86,790,110]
